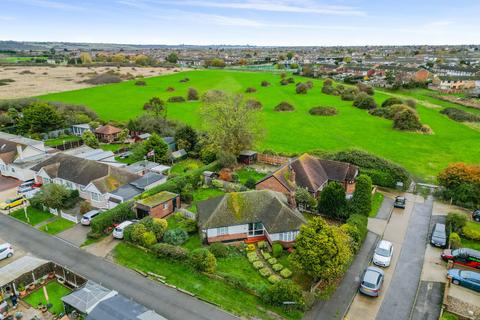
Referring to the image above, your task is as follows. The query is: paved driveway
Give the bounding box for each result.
[57,223,90,247]
[84,235,120,258]
[0,235,26,268]
[0,175,21,192]
[0,214,238,320]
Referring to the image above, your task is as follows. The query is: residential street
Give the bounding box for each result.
[0,214,238,320]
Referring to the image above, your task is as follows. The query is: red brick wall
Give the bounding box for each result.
[256,176,291,195]
[149,196,180,219]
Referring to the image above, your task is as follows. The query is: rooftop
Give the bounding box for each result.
[136,191,178,207]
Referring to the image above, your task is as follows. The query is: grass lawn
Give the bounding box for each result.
[100,143,127,152]
[38,70,480,182]
[460,221,480,251]
[369,192,384,217]
[235,167,267,185]
[216,254,270,291]
[39,218,76,235]
[166,215,203,250]
[187,187,225,213]
[441,311,458,320]
[114,243,303,320]
[10,207,54,226]
[171,158,204,175]
[23,281,72,315]
[44,135,82,147]
[115,155,137,165]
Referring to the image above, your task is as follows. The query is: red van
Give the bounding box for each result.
[441,248,480,269]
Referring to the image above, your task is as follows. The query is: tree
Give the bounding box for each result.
[135,54,150,66]
[317,182,346,219]
[32,184,72,211]
[187,87,199,101]
[111,53,126,63]
[174,125,197,152]
[295,187,317,211]
[291,217,352,281]
[393,107,422,131]
[286,51,294,60]
[82,131,99,148]
[437,163,480,208]
[80,52,92,64]
[200,90,261,160]
[144,133,169,163]
[18,103,64,134]
[189,248,217,273]
[353,92,377,109]
[350,174,372,216]
[143,97,166,119]
[166,52,178,63]
[117,128,129,142]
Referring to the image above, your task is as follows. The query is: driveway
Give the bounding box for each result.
[0,214,238,320]
[0,235,26,268]
[84,235,120,258]
[57,223,90,247]
[0,175,21,192]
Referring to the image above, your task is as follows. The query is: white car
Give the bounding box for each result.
[0,243,14,260]
[113,220,135,239]
[373,240,393,267]
[80,210,101,226]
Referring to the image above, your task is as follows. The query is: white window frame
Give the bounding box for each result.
[279,231,297,242]
[217,227,228,236]
[248,222,264,237]
[163,203,169,209]
[91,192,102,202]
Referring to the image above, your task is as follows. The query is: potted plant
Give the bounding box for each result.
[27,283,36,291]
[17,283,26,297]
[48,272,55,280]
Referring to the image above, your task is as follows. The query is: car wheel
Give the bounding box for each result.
[475,217,480,222]
[7,253,13,258]
[452,279,459,285]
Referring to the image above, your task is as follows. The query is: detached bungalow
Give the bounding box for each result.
[32,153,139,209]
[198,190,306,248]
[94,124,122,143]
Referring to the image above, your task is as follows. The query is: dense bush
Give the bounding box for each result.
[167,96,186,103]
[163,228,188,245]
[274,102,295,112]
[142,216,168,241]
[84,73,122,85]
[245,99,263,110]
[437,163,480,209]
[189,248,217,273]
[268,258,277,265]
[309,106,338,116]
[446,212,467,233]
[135,80,146,86]
[247,251,259,262]
[142,231,157,247]
[440,107,480,122]
[346,214,368,243]
[393,107,422,131]
[321,84,335,95]
[90,201,135,235]
[296,82,308,94]
[253,261,264,269]
[318,181,346,219]
[208,242,229,258]
[261,80,270,87]
[381,97,403,108]
[262,251,271,260]
[405,99,416,109]
[340,223,362,253]
[187,88,199,101]
[280,78,289,86]
[131,224,147,244]
[268,275,282,284]
[369,104,408,120]
[350,174,372,216]
[356,83,374,95]
[262,280,304,309]
[462,224,480,241]
[324,78,333,86]
[353,92,377,109]
[244,177,257,189]
[272,263,284,271]
[166,86,175,92]
[179,77,190,83]
[151,243,188,260]
[280,268,292,278]
[449,232,461,249]
[340,90,356,101]
[245,87,257,93]
[259,267,272,277]
[272,243,283,257]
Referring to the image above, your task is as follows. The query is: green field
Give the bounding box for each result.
[38,70,480,181]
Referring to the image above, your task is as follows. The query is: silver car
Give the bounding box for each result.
[373,240,393,267]
[359,266,384,297]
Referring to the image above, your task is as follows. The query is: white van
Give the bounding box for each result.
[80,210,101,226]
[113,220,135,239]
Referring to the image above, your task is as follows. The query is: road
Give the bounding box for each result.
[0,214,237,320]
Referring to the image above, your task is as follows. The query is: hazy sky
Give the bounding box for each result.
[1,0,479,46]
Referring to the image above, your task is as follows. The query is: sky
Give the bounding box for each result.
[1,0,479,46]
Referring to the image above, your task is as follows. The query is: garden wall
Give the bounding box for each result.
[257,153,290,166]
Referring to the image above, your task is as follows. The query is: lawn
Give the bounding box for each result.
[166,214,203,251]
[369,192,384,217]
[44,135,82,147]
[460,221,480,251]
[38,69,480,182]
[441,311,458,320]
[114,243,303,320]
[10,207,54,226]
[39,218,76,235]
[235,167,267,185]
[23,281,72,315]
[170,158,204,175]
[187,187,225,213]
[100,143,127,152]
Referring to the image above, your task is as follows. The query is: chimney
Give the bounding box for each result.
[16,145,23,160]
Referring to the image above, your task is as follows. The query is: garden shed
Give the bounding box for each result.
[134,191,180,219]
[238,150,257,165]
[170,149,187,162]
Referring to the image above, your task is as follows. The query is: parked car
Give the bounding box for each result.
[113,220,135,239]
[373,240,393,267]
[441,248,480,269]
[0,196,26,210]
[0,243,14,260]
[32,182,43,189]
[447,269,480,292]
[393,196,406,209]
[17,185,34,194]
[18,179,35,190]
[359,266,384,297]
[80,210,101,226]
[430,223,447,248]
[473,209,480,222]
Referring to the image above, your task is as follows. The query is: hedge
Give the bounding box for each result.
[462,224,480,241]
[440,107,480,123]
[272,243,283,257]
[150,243,188,260]
[89,201,135,236]
[346,214,368,243]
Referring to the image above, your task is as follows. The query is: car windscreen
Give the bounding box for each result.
[375,248,390,257]
[433,231,445,239]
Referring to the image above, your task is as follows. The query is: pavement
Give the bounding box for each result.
[0,175,21,193]
[0,214,238,320]
[57,223,90,246]
[410,281,444,320]
[304,231,379,320]
[375,196,394,220]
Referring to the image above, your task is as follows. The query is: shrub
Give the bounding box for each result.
[353,92,377,109]
[80,201,92,215]
[247,252,259,262]
[381,97,403,108]
[84,73,121,85]
[356,83,374,95]
[272,263,284,272]
[245,87,257,93]
[341,223,361,253]
[341,91,356,101]
[151,243,188,260]
[272,243,283,257]
[123,224,134,242]
[324,78,333,86]
[321,84,335,95]
[268,258,277,265]
[257,241,267,249]
[189,248,217,273]
[350,174,372,216]
[135,80,146,86]
[179,77,190,83]
[262,280,304,308]
[209,242,229,258]
[140,216,168,241]
[280,78,289,86]
[261,80,270,87]
[280,268,292,278]
[405,99,416,109]
[262,252,271,260]
[166,86,175,92]
[393,107,422,131]
[131,224,147,244]
[142,231,157,247]
[259,267,272,277]
[346,214,368,243]
[268,275,282,284]
[296,83,308,94]
[274,102,295,112]
[286,77,294,84]
[187,88,199,101]
[440,107,480,122]
[245,99,262,110]
[462,224,480,241]
[253,261,264,269]
[306,81,313,89]
[449,232,461,249]
[309,106,337,116]
[163,228,188,245]
[90,202,136,235]
[167,96,186,103]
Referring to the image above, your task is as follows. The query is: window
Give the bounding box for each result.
[43,177,51,184]
[91,192,102,202]
[279,231,297,242]
[248,222,264,236]
[163,203,169,209]
[217,227,228,236]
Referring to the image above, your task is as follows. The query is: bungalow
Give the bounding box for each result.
[71,123,91,137]
[32,153,139,209]
[256,153,358,198]
[134,191,180,219]
[197,190,306,248]
[94,124,122,143]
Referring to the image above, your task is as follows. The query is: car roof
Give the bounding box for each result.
[117,221,133,228]
[83,210,100,217]
[0,243,11,248]
[364,267,383,283]
[378,240,392,250]
[434,223,446,231]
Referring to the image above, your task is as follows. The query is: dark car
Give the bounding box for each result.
[447,269,480,292]
[441,248,480,269]
[359,266,384,297]
[431,223,447,248]
[393,196,406,209]
[473,209,480,222]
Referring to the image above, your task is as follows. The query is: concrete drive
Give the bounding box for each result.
[57,223,90,247]
[84,235,120,258]
[0,214,238,320]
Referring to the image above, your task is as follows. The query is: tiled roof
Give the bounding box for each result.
[95,124,122,135]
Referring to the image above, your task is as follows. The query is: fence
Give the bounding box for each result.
[257,153,290,166]
[54,139,84,151]
[44,206,80,223]
[175,208,196,220]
